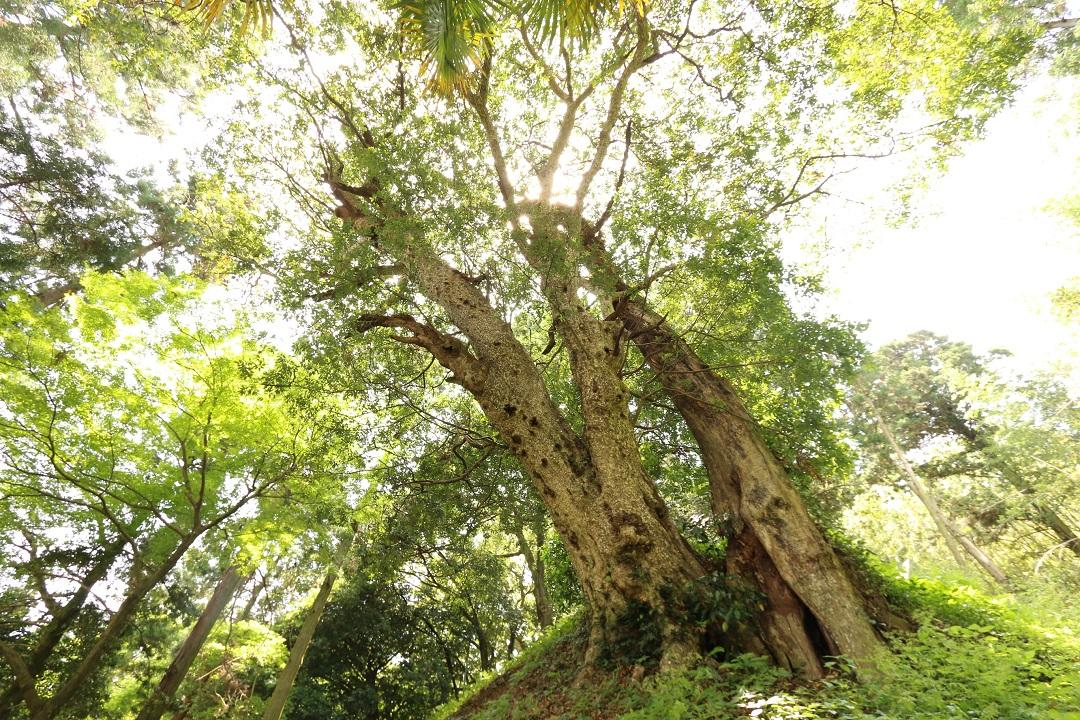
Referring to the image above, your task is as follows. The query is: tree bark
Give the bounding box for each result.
[0,643,44,718]
[261,529,356,720]
[613,300,884,676]
[330,132,867,673]
[345,213,708,664]
[136,565,243,720]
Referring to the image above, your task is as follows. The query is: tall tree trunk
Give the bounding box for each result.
[0,537,126,720]
[864,394,1009,586]
[613,300,884,676]
[514,524,553,630]
[348,222,707,664]
[136,566,243,720]
[239,564,273,621]
[331,171,857,672]
[261,529,356,720]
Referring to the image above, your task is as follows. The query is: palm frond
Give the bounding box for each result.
[397,0,496,94]
[176,0,274,37]
[524,0,646,45]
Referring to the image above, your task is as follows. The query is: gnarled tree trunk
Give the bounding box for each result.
[339,196,707,665]
[613,300,884,676]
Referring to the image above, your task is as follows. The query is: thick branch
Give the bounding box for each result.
[0,642,43,716]
[355,314,486,392]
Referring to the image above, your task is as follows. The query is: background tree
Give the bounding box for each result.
[0,272,341,719]
[847,331,1080,582]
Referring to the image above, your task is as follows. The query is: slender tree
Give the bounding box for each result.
[136,566,244,720]
[261,528,357,720]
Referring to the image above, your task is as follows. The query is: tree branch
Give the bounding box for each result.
[355,314,487,392]
[0,641,44,716]
[574,15,652,208]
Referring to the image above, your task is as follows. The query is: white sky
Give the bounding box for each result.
[785,73,1080,374]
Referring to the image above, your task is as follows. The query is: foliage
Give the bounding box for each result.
[1,0,1078,717]
[847,331,1080,579]
[439,570,1080,719]
[285,569,453,719]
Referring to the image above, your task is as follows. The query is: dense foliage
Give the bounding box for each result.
[0,0,1077,718]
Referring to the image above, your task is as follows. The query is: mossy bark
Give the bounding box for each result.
[614,300,884,677]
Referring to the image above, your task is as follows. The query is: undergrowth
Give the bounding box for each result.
[433,565,1080,720]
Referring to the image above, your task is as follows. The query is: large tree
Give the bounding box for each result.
[173,0,1061,678]
[6,0,1064,686]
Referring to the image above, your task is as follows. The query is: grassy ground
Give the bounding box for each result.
[433,568,1080,720]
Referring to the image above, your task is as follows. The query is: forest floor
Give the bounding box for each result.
[433,568,1080,720]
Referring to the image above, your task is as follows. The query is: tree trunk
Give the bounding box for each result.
[332,178,856,672]
[613,300,884,676]
[514,524,553,630]
[239,565,273,621]
[1032,503,1080,558]
[991,460,1080,559]
[867,395,1010,586]
[954,424,1080,560]
[261,529,356,720]
[136,566,243,720]
[0,537,126,720]
[25,534,198,720]
[346,219,708,664]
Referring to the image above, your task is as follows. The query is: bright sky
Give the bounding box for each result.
[785,73,1080,374]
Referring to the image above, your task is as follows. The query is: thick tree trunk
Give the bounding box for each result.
[136,566,243,720]
[346,219,708,664]
[333,178,858,671]
[614,300,884,675]
[429,252,705,661]
[0,537,126,720]
[261,529,356,720]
